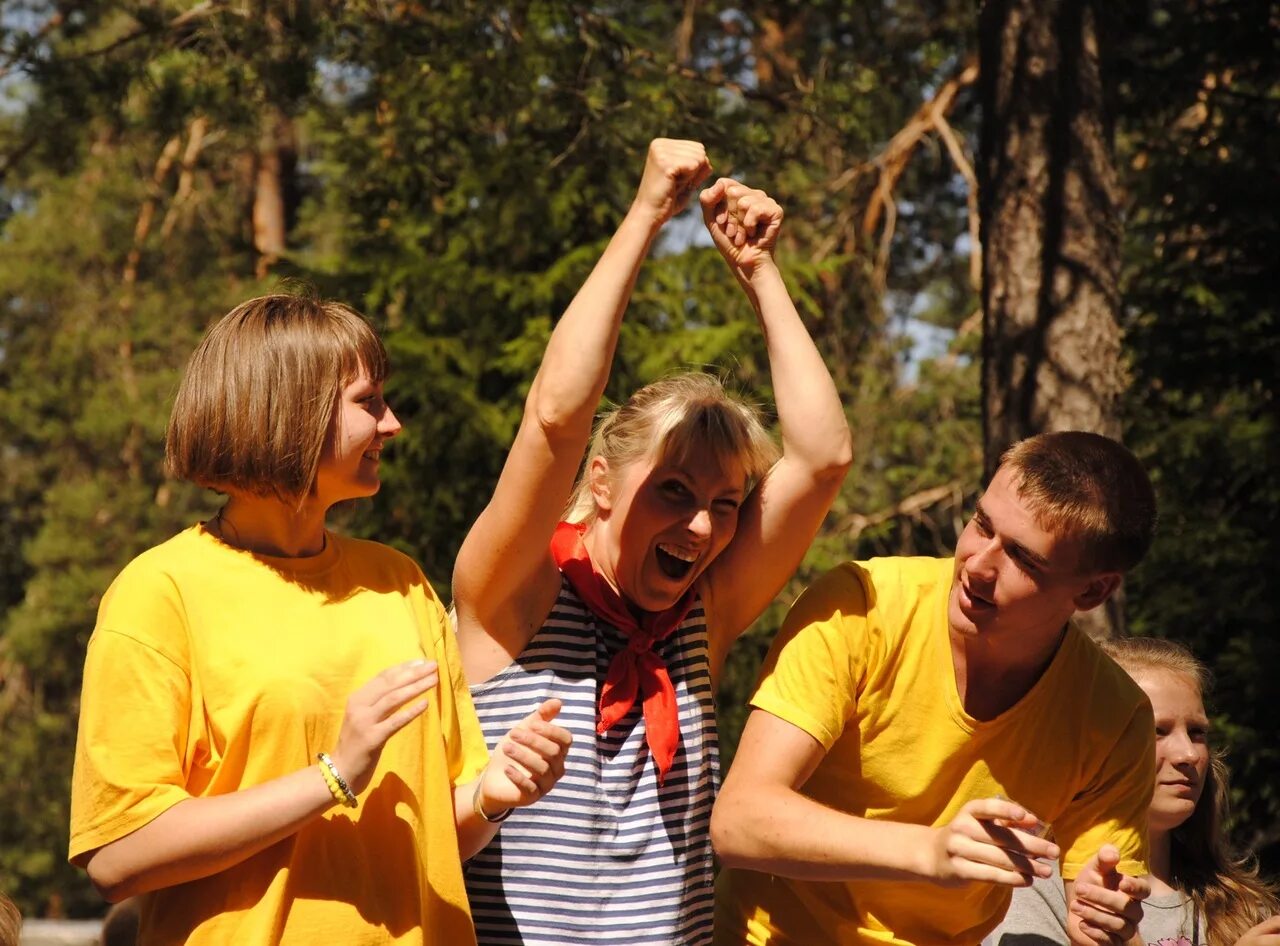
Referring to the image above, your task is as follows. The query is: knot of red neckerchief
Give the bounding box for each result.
[550,520,695,784]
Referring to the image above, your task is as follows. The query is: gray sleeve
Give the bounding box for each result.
[985,872,1069,946]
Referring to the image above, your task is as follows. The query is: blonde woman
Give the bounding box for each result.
[453,139,852,944]
[69,294,571,945]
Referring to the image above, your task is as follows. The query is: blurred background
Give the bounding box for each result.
[0,0,1275,921]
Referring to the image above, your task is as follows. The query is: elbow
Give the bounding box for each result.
[710,792,755,870]
[83,857,131,904]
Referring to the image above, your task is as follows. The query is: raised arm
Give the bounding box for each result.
[453,139,712,682]
[711,709,1060,885]
[697,180,853,659]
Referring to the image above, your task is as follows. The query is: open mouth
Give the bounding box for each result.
[656,544,697,580]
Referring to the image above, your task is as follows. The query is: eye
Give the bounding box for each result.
[713,498,741,516]
[660,480,691,499]
[972,514,992,538]
[1154,725,1170,738]
[1189,726,1210,743]
[1009,549,1041,575]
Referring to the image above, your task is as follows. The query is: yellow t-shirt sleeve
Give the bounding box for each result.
[1056,697,1155,880]
[751,563,872,751]
[69,627,194,862]
[424,596,489,786]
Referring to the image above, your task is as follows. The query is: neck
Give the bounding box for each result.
[581,520,625,599]
[1148,827,1177,894]
[209,494,328,558]
[949,622,1066,721]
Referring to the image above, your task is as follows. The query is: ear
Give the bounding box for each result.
[588,457,613,513]
[1073,572,1122,612]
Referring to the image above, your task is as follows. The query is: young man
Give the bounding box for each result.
[712,432,1158,946]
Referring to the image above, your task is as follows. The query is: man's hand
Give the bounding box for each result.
[1067,845,1149,945]
[926,796,1059,888]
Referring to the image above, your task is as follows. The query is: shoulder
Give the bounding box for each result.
[332,534,438,596]
[786,556,950,636]
[100,527,209,611]
[1061,630,1152,724]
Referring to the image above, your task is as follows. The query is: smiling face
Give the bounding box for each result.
[1135,668,1211,835]
[313,370,402,508]
[585,443,747,613]
[948,466,1119,648]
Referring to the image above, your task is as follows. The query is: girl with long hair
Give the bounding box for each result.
[990,636,1279,945]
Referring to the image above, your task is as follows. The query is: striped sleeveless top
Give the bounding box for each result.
[465,577,718,945]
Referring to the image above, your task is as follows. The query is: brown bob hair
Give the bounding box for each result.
[1000,431,1157,574]
[166,293,387,504]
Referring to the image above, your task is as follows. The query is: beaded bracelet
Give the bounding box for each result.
[317,752,358,808]
[471,781,512,824]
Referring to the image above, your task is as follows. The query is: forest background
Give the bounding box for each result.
[0,0,1275,918]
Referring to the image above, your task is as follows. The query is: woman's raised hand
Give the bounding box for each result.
[475,699,573,815]
[700,178,784,280]
[631,138,713,228]
[331,659,438,797]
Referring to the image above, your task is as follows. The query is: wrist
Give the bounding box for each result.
[472,781,512,824]
[623,201,668,236]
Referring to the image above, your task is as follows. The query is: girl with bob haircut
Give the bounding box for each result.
[990,637,1280,945]
[454,139,852,944]
[69,293,571,946]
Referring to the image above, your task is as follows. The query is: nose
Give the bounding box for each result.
[964,536,999,581]
[688,509,713,541]
[379,404,403,439]
[1166,729,1200,766]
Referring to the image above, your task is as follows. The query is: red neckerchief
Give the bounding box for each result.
[550,520,695,784]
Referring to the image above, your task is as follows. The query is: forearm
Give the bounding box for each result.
[746,260,851,476]
[711,781,937,882]
[528,207,662,435]
[453,776,502,861]
[83,764,337,901]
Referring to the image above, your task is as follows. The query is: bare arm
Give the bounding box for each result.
[79,660,437,901]
[711,709,1059,884]
[453,139,713,682]
[698,181,853,660]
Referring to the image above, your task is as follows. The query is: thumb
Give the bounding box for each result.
[531,698,562,723]
[699,177,727,211]
[1093,844,1122,887]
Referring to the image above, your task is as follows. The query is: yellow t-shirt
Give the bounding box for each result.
[69,525,489,946]
[716,557,1154,946]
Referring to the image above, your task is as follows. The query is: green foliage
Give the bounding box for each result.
[1115,0,1280,854]
[2,0,1273,917]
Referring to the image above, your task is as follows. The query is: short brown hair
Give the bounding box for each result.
[564,372,779,524]
[166,293,387,504]
[1000,431,1156,573]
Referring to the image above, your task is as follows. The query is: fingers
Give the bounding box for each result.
[640,138,712,219]
[493,707,573,803]
[367,661,439,721]
[932,796,1062,888]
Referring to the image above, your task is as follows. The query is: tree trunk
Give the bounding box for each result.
[978,0,1126,637]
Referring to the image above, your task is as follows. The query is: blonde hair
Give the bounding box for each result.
[1098,637,1280,941]
[166,292,387,505]
[1001,431,1156,573]
[564,372,779,524]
